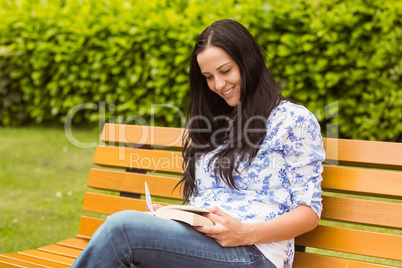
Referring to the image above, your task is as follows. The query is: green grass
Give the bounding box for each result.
[0,126,99,253]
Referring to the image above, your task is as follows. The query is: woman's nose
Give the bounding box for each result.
[215,76,226,91]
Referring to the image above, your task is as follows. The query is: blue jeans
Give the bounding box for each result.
[71,210,276,268]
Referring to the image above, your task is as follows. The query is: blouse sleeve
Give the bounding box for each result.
[282,109,325,218]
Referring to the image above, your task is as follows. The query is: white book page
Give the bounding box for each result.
[144,181,155,215]
[160,205,209,213]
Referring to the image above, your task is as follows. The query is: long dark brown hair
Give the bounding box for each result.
[178,19,286,202]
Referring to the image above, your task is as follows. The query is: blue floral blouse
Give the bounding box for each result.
[189,101,325,268]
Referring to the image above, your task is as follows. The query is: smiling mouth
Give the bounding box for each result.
[222,87,234,95]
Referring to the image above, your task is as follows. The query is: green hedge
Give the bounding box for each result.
[0,0,401,141]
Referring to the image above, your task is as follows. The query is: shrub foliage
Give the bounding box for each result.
[0,0,401,141]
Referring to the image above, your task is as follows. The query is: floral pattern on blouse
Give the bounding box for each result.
[189,101,325,268]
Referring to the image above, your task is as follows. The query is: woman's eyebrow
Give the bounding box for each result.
[201,62,231,75]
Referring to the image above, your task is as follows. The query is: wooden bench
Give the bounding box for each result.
[1,123,401,268]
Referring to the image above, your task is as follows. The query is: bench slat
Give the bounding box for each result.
[83,192,402,229]
[321,195,402,228]
[87,168,182,199]
[0,256,47,268]
[57,238,88,250]
[322,166,402,197]
[296,225,402,261]
[78,216,105,239]
[293,252,393,268]
[18,250,75,266]
[0,253,69,268]
[0,261,26,268]
[38,245,81,259]
[100,123,184,148]
[82,192,170,215]
[324,138,402,167]
[93,147,183,173]
[100,124,402,167]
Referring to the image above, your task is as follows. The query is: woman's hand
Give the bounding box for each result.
[196,205,319,247]
[145,203,163,212]
[194,206,251,247]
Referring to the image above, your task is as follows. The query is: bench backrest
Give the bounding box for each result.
[79,123,402,268]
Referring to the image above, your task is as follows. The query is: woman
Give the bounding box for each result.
[71,19,325,268]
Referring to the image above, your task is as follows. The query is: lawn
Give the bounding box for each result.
[0,126,99,253]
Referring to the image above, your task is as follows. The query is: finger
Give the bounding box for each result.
[204,208,234,225]
[205,211,225,223]
[152,204,163,211]
[206,206,230,217]
[194,225,219,237]
[193,226,210,234]
[194,225,220,235]
[199,230,218,241]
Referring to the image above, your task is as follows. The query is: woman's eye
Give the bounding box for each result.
[205,76,212,80]
[222,69,231,74]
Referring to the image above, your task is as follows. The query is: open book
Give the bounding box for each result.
[145,182,214,226]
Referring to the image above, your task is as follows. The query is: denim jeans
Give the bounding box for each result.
[71,210,276,268]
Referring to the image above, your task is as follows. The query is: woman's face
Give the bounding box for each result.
[197,46,241,107]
